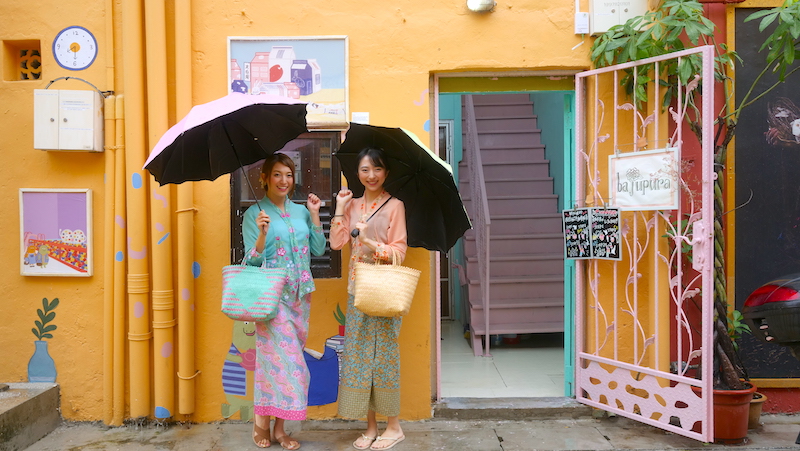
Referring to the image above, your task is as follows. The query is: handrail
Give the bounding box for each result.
[464,95,492,356]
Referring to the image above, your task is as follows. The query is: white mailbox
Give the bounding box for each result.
[590,0,648,35]
[34,89,104,152]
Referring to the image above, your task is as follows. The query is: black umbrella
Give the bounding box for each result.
[335,123,472,252]
[144,92,307,205]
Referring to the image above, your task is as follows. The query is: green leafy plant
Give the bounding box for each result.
[333,303,346,326]
[728,309,752,352]
[32,297,59,340]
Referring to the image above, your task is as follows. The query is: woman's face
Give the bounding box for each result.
[358,155,387,194]
[261,162,294,199]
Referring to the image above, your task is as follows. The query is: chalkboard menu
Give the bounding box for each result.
[562,207,621,260]
[590,207,621,260]
[563,208,591,259]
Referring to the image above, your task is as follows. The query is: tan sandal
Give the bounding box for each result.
[370,434,405,450]
[252,423,271,448]
[275,434,301,450]
[353,434,377,450]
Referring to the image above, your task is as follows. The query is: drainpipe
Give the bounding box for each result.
[123,0,152,419]
[175,0,198,415]
[113,96,127,426]
[102,94,116,425]
[144,0,176,420]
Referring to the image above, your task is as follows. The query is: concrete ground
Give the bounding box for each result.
[22,414,800,451]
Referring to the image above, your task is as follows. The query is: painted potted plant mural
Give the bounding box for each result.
[28,297,59,382]
[334,303,346,336]
[591,0,800,443]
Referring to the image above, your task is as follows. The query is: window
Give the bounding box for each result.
[231,131,342,278]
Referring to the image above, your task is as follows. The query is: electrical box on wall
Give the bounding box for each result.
[34,89,104,151]
[589,0,648,35]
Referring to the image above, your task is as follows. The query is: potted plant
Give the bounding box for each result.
[28,297,59,382]
[591,0,800,442]
[334,303,346,336]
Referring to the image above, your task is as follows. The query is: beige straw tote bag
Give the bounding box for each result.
[353,248,421,317]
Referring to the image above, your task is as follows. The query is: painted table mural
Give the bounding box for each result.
[19,189,92,277]
[228,36,348,127]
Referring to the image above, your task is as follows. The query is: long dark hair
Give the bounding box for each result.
[357,147,390,171]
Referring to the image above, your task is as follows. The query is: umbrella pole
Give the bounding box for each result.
[222,122,263,211]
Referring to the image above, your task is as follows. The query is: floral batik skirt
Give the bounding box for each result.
[253,293,311,420]
[337,294,402,418]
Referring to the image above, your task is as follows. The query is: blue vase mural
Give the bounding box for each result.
[28,340,56,382]
[28,297,59,383]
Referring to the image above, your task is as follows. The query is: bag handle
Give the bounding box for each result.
[241,247,269,268]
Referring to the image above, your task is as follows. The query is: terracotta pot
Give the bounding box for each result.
[692,383,756,444]
[748,392,768,429]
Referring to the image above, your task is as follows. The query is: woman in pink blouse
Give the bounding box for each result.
[330,147,408,450]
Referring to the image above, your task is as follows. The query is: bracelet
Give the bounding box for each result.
[332,214,343,217]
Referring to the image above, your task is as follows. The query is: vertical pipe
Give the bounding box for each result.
[102,95,117,425]
[113,96,127,425]
[144,0,175,420]
[174,0,197,416]
[122,0,152,418]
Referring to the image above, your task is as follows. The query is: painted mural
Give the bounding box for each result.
[28,297,59,382]
[228,37,348,126]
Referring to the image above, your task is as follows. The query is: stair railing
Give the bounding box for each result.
[464,94,492,357]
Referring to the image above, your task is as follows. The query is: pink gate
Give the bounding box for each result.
[574,46,716,442]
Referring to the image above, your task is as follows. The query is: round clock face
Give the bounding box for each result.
[53,26,98,71]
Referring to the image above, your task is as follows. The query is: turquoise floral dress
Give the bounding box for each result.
[242,197,325,420]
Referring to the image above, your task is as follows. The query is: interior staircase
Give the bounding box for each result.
[460,93,565,356]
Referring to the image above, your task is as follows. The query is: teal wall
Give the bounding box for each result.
[530,91,569,212]
[440,94,466,323]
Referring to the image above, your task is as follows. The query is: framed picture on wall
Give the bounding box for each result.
[227,36,349,129]
[19,189,92,277]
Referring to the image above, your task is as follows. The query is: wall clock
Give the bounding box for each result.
[53,26,98,71]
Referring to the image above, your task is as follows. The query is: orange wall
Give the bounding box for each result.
[0,0,593,422]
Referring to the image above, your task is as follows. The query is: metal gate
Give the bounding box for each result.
[574,46,715,442]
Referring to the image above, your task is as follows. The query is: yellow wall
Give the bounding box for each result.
[0,0,593,423]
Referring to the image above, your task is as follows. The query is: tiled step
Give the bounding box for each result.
[468,275,564,300]
[468,297,565,333]
[475,130,543,148]
[468,103,535,116]
[464,195,559,216]
[471,213,562,235]
[461,161,551,178]
[470,93,533,104]
[466,254,564,279]
[460,177,554,196]
[457,146,547,165]
[463,233,564,256]
[473,115,539,131]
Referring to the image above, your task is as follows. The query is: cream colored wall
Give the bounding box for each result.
[1,0,593,423]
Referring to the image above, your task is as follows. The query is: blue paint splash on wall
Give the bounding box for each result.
[132,173,143,189]
[115,251,124,262]
[192,262,201,278]
[157,233,170,245]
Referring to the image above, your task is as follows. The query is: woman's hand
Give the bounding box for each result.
[256,210,270,235]
[307,193,321,213]
[336,188,353,206]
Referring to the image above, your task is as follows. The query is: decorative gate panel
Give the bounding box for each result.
[574,46,715,442]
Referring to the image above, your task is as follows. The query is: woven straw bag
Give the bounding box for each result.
[354,248,421,317]
[221,252,288,321]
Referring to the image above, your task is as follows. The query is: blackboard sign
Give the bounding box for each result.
[563,207,622,260]
[590,207,621,260]
[563,208,591,259]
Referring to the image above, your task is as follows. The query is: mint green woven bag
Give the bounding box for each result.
[221,253,287,321]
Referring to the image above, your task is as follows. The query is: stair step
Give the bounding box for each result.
[466,255,563,278]
[468,275,564,300]
[460,161,551,178]
[475,131,543,148]
[457,146,546,165]
[469,116,539,131]
[464,195,559,216]
[468,213,563,234]
[469,93,533,104]
[469,297,565,309]
[460,177,554,196]
[464,233,564,255]
[470,321,565,336]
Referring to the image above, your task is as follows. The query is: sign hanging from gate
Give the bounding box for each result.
[609,147,680,211]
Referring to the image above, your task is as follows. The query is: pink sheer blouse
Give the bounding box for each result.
[330,196,408,295]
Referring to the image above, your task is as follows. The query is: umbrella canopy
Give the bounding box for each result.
[335,123,472,252]
[144,92,307,186]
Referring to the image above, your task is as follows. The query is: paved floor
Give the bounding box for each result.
[22,414,800,450]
